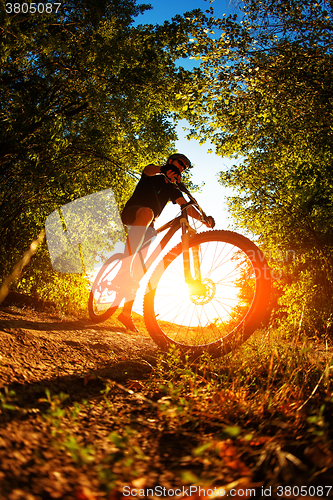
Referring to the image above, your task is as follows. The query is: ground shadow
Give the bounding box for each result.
[0,356,156,425]
[0,316,122,333]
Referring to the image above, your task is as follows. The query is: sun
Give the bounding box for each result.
[151,240,256,329]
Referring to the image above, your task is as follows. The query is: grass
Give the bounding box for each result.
[1,326,333,499]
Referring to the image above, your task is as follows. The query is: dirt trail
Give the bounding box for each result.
[0,293,159,400]
[1,294,333,499]
[0,295,167,499]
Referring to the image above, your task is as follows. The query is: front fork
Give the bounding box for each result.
[181,213,202,289]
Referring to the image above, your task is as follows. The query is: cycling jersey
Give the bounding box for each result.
[121,172,182,224]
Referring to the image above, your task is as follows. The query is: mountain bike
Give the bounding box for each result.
[88,183,271,358]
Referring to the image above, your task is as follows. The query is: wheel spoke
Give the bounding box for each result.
[145,235,262,348]
[88,255,124,320]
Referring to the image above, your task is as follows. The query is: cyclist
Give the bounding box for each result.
[115,153,215,332]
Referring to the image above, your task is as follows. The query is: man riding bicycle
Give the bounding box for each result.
[115,153,215,332]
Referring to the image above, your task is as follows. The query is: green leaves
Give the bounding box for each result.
[0,1,221,310]
[183,0,333,334]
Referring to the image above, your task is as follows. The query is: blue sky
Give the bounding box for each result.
[129,0,243,313]
[135,0,239,25]
[135,0,242,230]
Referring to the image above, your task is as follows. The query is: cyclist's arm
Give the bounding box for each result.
[144,164,181,183]
[176,197,215,228]
[143,164,161,176]
[176,196,202,221]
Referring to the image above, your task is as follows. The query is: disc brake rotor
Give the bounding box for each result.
[189,278,216,305]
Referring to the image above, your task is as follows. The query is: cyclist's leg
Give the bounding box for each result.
[118,207,154,331]
[131,224,157,281]
[121,206,154,276]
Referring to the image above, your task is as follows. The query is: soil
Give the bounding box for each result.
[0,292,159,390]
[1,293,333,500]
[0,292,162,499]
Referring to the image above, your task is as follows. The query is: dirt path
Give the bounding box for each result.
[0,295,168,499]
[0,293,159,405]
[1,294,333,500]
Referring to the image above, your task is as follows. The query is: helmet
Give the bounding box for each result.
[167,153,191,169]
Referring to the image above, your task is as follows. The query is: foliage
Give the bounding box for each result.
[16,246,91,315]
[1,330,333,496]
[183,0,333,334]
[0,0,212,310]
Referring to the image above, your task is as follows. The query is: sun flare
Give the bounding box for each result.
[152,240,256,343]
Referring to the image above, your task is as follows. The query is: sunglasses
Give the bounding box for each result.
[175,159,186,169]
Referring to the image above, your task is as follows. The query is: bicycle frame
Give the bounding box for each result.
[90,180,270,355]
[133,185,208,291]
[135,213,184,277]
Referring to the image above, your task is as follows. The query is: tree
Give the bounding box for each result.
[184,0,333,334]
[0,0,209,308]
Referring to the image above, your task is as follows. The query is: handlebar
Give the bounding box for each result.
[177,182,215,228]
[162,173,214,228]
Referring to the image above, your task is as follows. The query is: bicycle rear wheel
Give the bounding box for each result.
[88,253,124,322]
[143,230,271,357]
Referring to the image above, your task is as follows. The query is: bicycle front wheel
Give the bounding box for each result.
[143,231,271,357]
[88,253,124,322]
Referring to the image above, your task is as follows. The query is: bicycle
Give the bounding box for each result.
[88,182,271,358]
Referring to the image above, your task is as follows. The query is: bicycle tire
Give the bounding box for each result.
[143,230,271,358]
[88,253,124,322]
